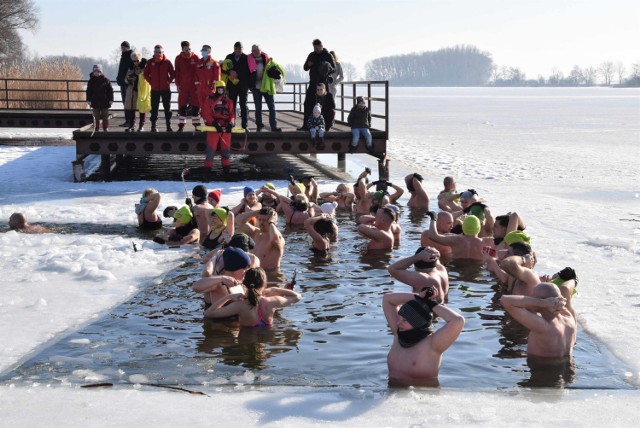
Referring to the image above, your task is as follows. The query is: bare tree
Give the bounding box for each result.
[340,62,359,81]
[614,61,626,85]
[283,64,305,82]
[583,67,597,86]
[549,68,564,86]
[568,65,584,86]
[598,61,614,86]
[0,0,39,61]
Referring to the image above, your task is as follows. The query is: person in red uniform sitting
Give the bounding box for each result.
[201,80,235,174]
[174,41,200,131]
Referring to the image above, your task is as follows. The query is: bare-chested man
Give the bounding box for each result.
[420,211,454,258]
[357,206,396,250]
[437,176,461,212]
[388,246,449,301]
[383,287,464,385]
[501,282,576,359]
[485,243,538,296]
[427,212,491,260]
[8,212,51,233]
[236,207,285,270]
[190,185,214,243]
[405,173,429,209]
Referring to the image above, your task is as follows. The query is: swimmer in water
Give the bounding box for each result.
[204,267,301,325]
[388,246,449,301]
[383,286,464,385]
[405,173,429,209]
[8,212,51,233]
[136,188,163,231]
[500,282,576,359]
[304,213,338,252]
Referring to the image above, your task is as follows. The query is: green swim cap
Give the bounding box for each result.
[173,206,193,224]
[295,183,306,193]
[264,182,276,191]
[504,231,531,246]
[373,190,385,201]
[469,204,486,221]
[211,208,228,224]
[462,216,481,236]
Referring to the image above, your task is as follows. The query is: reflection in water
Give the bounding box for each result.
[521,356,576,388]
[196,320,302,370]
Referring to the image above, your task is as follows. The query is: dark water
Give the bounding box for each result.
[0,207,633,392]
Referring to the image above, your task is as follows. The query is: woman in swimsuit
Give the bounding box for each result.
[202,207,234,250]
[136,188,163,230]
[205,267,301,326]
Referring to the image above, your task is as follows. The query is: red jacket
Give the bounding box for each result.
[195,57,221,91]
[174,52,199,90]
[143,54,175,91]
[201,93,234,127]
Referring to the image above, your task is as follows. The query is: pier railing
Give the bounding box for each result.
[0,77,389,135]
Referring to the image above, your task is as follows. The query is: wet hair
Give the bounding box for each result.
[162,206,178,218]
[414,247,437,270]
[243,267,267,307]
[259,207,275,217]
[9,212,26,230]
[291,195,309,212]
[142,188,157,198]
[495,215,509,227]
[313,218,336,239]
[509,242,532,256]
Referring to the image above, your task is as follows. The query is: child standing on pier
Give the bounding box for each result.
[86,64,114,131]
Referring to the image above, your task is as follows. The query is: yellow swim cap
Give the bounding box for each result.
[173,206,193,224]
[504,231,531,246]
[462,216,481,236]
[211,208,228,224]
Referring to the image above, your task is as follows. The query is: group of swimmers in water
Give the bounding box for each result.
[8,168,579,385]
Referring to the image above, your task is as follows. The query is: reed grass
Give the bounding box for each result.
[0,59,85,109]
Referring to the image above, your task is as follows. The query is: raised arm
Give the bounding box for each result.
[429,303,465,353]
[204,294,244,318]
[304,215,330,250]
[387,183,404,203]
[382,292,415,333]
[500,295,566,333]
[500,255,539,289]
[235,209,259,236]
[192,275,237,294]
[263,287,302,307]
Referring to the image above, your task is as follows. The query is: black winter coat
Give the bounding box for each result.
[117,49,134,87]
[86,73,114,109]
[224,52,250,90]
[303,48,335,85]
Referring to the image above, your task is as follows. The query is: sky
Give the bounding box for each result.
[19,0,640,79]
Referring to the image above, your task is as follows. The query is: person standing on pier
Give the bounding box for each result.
[194,44,220,112]
[116,41,134,127]
[201,81,235,174]
[174,41,201,131]
[144,44,176,132]
[298,39,335,130]
[86,64,113,132]
[223,42,250,130]
[249,44,284,132]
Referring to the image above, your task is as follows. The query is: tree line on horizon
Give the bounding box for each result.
[363,45,640,87]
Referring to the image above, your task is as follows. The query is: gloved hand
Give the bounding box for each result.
[416,286,439,309]
[213,122,223,133]
[427,211,436,221]
[185,198,192,206]
[364,167,371,174]
[225,124,233,133]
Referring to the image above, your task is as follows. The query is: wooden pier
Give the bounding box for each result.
[1,78,390,182]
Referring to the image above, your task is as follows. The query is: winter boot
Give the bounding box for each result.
[151,121,158,132]
[165,111,173,132]
[138,113,146,132]
[177,123,185,132]
[102,119,109,132]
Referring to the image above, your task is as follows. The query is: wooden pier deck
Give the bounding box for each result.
[72,110,389,182]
